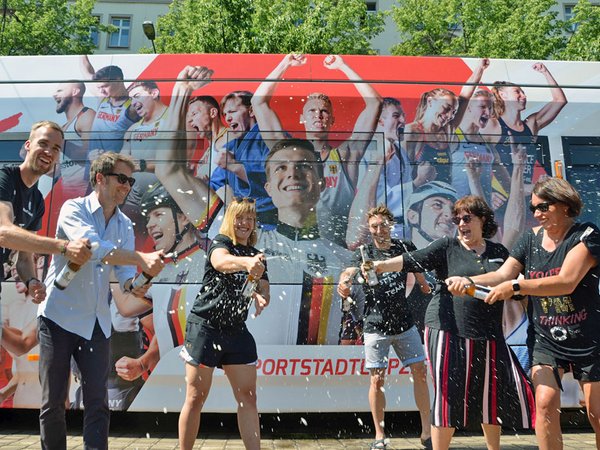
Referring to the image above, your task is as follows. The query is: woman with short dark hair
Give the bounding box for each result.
[368,195,534,450]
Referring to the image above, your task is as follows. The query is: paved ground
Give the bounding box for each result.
[0,410,596,449]
[0,430,597,449]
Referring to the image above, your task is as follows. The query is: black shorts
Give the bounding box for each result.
[532,349,600,382]
[181,316,257,368]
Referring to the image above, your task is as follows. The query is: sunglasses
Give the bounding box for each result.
[106,173,135,187]
[451,214,473,225]
[529,202,553,213]
[233,197,256,204]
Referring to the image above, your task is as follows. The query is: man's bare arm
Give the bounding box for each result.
[0,201,91,264]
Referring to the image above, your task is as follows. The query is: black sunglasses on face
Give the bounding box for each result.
[106,172,135,187]
[451,214,472,225]
[529,201,553,213]
[233,197,256,204]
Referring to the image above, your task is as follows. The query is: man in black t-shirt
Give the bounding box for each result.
[338,206,432,449]
[0,121,92,337]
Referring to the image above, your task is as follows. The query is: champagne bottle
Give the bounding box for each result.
[130,252,172,290]
[464,281,524,301]
[342,295,355,312]
[359,245,378,286]
[130,272,153,290]
[54,242,99,290]
[241,275,258,299]
[464,283,491,300]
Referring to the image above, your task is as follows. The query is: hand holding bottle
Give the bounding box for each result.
[246,253,265,279]
[241,253,265,299]
[445,276,523,304]
[337,272,357,311]
[137,250,165,278]
[359,246,379,287]
[54,241,99,290]
[446,276,485,297]
[64,238,93,266]
[130,250,169,291]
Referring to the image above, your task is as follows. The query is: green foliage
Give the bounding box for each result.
[154,0,385,55]
[0,0,111,56]
[390,0,598,61]
[559,0,600,60]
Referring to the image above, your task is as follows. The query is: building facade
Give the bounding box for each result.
[91,0,593,55]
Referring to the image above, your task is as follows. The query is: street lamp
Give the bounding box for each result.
[142,21,157,53]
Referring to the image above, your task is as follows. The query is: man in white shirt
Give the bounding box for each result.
[38,151,164,450]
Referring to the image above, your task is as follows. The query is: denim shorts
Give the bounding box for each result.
[364,325,425,369]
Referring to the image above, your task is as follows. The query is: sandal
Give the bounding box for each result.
[421,437,433,450]
[369,438,387,449]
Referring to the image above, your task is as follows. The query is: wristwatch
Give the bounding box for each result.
[511,280,525,300]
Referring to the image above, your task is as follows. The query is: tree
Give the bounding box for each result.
[153,0,385,55]
[0,0,111,56]
[390,0,571,60]
[559,0,600,60]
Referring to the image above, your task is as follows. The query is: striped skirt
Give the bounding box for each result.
[425,327,535,429]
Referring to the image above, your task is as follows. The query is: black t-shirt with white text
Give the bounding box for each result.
[353,239,416,335]
[403,237,509,340]
[511,223,600,360]
[0,165,45,281]
[190,234,268,330]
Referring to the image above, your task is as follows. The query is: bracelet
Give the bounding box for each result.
[59,240,69,256]
[25,277,40,290]
[139,359,146,372]
[464,276,475,286]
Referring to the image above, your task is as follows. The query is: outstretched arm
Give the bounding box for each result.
[0,201,92,265]
[372,254,405,274]
[446,256,523,297]
[484,242,595,304]
[527,63,567,133]
[155,66,221,229]
[251,54,305,147]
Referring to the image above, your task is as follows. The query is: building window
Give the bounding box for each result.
[108,16,131,48]
[89,15,101,48]
[564,4,578,31]
[366,1,377,14]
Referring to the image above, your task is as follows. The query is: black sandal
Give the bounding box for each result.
[421,437,433,449]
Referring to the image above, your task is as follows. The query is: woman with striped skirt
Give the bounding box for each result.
[367,195,534,450]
